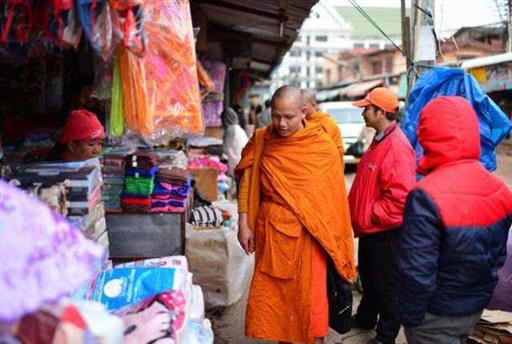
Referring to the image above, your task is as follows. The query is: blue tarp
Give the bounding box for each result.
[401,67,512,172]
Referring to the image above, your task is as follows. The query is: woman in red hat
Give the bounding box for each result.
[48,109,106,161]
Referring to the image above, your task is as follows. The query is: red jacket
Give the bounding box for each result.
[348,123,416,237]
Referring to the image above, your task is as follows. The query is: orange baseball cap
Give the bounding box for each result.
[352,87,399,114]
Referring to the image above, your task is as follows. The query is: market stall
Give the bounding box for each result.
[0,0,319,342]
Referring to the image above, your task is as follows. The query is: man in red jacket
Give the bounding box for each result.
[348,87,416,344]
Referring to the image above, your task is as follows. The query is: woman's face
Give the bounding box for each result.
[66,139,103,161]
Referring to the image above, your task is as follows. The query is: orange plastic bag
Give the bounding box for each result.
[142,0,203,135]
[118,47,154,136]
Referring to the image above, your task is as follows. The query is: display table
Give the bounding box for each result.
[106,212,186,259]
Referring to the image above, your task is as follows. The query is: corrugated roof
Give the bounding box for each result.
[193,0,318,79]
[335,6,403,39]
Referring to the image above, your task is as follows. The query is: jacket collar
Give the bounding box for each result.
[373,122,397,143]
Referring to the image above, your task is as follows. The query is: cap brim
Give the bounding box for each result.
[352,99,371,108]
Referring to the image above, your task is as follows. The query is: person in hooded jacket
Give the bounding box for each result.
[399,96,512,344]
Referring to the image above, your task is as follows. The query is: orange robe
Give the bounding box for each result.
[308,111,345,173]
[236,123,355,343]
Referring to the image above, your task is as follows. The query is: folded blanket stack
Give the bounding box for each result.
[151,167,191,213]
[121,152,159,213]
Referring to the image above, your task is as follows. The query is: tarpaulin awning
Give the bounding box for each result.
[340,79,383,98]
[402,67,512,172]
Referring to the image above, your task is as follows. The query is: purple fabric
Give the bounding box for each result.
[153,179,190,199]
[488,231,512,311]
[202,100,223,127]
[151,200,185,208]
[0,180,104,322]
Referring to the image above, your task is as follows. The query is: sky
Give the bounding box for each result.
[323,0,508,37]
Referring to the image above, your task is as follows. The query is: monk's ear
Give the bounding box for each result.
[301,105,307,119]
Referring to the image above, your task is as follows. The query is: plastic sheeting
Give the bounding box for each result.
[401,67,512,172]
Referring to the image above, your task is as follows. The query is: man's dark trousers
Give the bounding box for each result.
[355,228,401,344]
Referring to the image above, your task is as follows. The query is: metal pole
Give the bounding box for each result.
[508,0,512,52]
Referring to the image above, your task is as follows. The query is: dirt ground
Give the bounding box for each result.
[209,140,512,344]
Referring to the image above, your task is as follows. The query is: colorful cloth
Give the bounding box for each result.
[125,166,160,178]
[123,177,155,197]
[0,181,104,322]
[157,168,190,185]
[124,153,159,169]
[152,179,190,198]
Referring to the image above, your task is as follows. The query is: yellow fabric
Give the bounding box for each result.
[235,124,355,343]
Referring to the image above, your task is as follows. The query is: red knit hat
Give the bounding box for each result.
[59,109,105,144]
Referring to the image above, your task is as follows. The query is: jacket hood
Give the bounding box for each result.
[417,96,480,174]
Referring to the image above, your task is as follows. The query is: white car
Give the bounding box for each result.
[319,101,373,164]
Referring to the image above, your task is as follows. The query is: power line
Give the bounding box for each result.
[346,0,412,63]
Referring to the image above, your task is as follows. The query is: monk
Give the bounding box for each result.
[236,85,355,344]
[301,89,344,171]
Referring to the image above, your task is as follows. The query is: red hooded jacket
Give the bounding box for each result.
[348,122,416,237]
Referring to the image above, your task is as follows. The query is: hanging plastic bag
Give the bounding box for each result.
[109,57,124,137]
[41,0,73,45]
[110,0,146,56]
[142,0,203,136]
[0,0,33,44]
[61,8,82,48]
[118,47,153,136]
[91,1,113,60]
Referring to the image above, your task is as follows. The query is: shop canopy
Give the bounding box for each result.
[340,79,384,98]
[192,0,319,80]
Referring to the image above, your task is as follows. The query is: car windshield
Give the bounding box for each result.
[328,107,364,124]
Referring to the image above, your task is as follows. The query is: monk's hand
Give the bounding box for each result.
[238,213,255,255]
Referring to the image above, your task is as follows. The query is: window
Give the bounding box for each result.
[354,43,364,49]
[290,50,301,57]
[290,66,301,74]
[326,69,332,85]
[315,51,323,57]
[306,36,311,45]
[306,51,311,61]
[296,36,302,42]
[315,67,323,74]
[372,61,382,75]
[306,67,311,77]
[315,35,328,42]
[385,57,393,73]
[369,43,380,49]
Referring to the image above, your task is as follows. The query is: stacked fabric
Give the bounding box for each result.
[5,159,108,244]
[151,167,191,213]
[103,148,134,213]
[121,152,159,213]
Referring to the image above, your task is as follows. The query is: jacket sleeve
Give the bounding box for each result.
[399,188,442,327]
[371,150,416,227]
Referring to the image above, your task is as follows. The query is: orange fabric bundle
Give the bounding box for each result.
[142,0,203,134]
[118,47,154,136]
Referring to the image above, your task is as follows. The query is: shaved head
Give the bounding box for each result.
[270,85,305,137]
[301,89,319,117]
[271,85,303,110]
